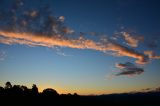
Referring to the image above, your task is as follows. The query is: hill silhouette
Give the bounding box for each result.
[0,82,160,106]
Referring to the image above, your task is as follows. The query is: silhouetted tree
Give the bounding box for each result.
[67,93,72,96]
[21,85,29,92]
[12,85,23,96]
[0,86,4,94]
[31,84,38,94]
[42,88,58,96]
[0,86,4,90]
[5,81,12,89]
[73,93,78,96]
[0,81,160,106]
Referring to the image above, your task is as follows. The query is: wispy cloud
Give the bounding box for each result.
[0,50,6,61]
[53,47,72,57]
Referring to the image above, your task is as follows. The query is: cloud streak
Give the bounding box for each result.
[0,31,105,50]
[0,30,150,64]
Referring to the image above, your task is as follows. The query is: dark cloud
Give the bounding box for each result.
[141,88,152,92]
[116,62,135,69]
[0,0,74,38]
[88,32,100,37]
[115,68,144,76]
[141,87,160,92]
[115,62,144,76]
[155,87,160,92]
[146,39,159,49]
[144,33,160,49]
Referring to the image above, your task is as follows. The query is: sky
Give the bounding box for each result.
[0,0,160,95]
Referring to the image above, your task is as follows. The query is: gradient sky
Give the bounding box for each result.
[0,0,160,95]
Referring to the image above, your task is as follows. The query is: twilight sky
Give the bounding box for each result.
[0,0,160,95]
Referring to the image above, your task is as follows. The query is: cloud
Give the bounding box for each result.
[103,39,149,64]
[121,32,144,47]
[0,31,105,50]
[115,62,144,76]
[24,10,39,18]
[0,0,159,66]
[115,62,134,69]
[145,36,159,49]
[141,88,152,92]
[0,30,150,64]
[144,50,160,59]
[146,41,158,49]
[155,87,160,92]
[122,32,139,47]
[115,68,144,76]
[0,0,74,37]
[53,47,71,57]
[61,27,74,34]
[59,16,65,22]
[0,50,6,61]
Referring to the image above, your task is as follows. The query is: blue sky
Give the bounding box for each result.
[0,0,160,95]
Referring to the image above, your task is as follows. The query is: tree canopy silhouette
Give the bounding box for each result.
[0,81,160,106]
[42,88,58,96]
[31,84,38,95]
[5,81,12,89]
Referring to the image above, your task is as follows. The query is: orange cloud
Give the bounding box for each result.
[0,30,149,64]
[0,31,105,50]
[144,50,160,59]
[122,32,139,47]
[104,41,149,64]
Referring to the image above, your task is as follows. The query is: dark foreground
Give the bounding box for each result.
[0,82,160,106]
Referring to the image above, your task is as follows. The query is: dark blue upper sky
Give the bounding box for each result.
[53,0,160,33]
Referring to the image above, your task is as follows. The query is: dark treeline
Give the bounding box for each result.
[0,82,160,106]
